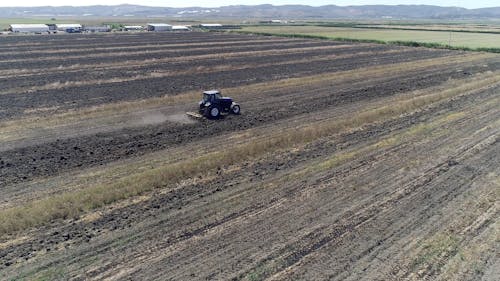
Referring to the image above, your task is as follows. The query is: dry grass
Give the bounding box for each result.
[1,48,409,95]
[0,45,397,80]
[1,71,498,236]
[0,41,346,64]
[0,53,491,137]
[0,44,355,78]
[0,38,298,56]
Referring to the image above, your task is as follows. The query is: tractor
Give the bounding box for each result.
[187,90,240,119]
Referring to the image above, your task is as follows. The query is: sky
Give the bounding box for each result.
[0,1,497,9]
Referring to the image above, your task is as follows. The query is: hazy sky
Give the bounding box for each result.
[0,1,497,9]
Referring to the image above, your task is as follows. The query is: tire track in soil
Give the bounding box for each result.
[1,33,498,280]
[0,44,394,89]
[0,33,266,51]
[0,83,496,277]
[0,48,455,120]
[0,45,402,94]
[107,89,500,281]
[0,61,494,187]
[0,41,344,69]
[0,40,342,63]
[0,104,438,273]
[0,38,312,58]
[134,93,498,279]
[267,120,499,281]
[0,49,460,119]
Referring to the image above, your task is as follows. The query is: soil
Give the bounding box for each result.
[0,32,498,280]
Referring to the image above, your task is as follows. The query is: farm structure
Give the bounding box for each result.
[147,23,172,31]
[200,23,241,29]
[200,23,223,29]
[172,25,191,31]
[0,32,498,280]
[9,24,49,33]
[83,25,111,33]
[123,25,144,31]
[56,23,83,32]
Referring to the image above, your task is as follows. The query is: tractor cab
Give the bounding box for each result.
[202,90,223,103]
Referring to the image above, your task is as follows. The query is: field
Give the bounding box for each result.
[242,25,500,49]
[0,32,499,280]
[360,24,500,33]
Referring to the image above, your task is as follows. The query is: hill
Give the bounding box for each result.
[1,4,499,19]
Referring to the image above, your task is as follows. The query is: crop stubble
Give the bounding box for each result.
[0,32,498,280]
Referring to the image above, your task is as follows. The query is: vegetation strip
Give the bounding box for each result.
[1,72,498,236]
[314,24,500,35]
[232,30,500,53]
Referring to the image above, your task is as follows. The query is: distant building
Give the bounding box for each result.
[199,23,240,30]
[56,24,82,32]
[259,20,288,24]
[147,23,172,32]
[9,24,49,33]
[200,23,223,29]
[123,25,144,31]
[84,26,111,33]
[172,25,191,31]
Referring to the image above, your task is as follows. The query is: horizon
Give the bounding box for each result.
[0,1,498,9]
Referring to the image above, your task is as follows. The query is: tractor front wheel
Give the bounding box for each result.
[231,104,241,115]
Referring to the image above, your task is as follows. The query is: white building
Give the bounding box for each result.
[172,25,191,31]
[84,26,111,33]
[10,24,49,33]
[200,23,223,29]
[56,24,82,32]
[123,25,144,31]
[147,23,172,32]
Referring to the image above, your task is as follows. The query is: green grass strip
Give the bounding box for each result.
[230,30,500,53]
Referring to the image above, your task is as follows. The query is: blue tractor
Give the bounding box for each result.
[197,90,241,119]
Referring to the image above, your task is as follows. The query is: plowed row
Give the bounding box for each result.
[0,32,498,280]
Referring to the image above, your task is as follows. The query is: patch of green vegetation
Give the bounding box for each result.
[238,25,500,51]
[233,30,387,44]
[11,265,68,281]
[103,22,124,30]
[410,233,461,273]
[347,25,500,35]
[388,40,500,53]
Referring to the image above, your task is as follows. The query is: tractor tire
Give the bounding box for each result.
[231,104,241,115]
[206,106,220,119]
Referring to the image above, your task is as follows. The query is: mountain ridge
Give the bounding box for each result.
[1,4,499,19]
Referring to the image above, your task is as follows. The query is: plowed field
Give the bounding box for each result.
[0,32,498,280]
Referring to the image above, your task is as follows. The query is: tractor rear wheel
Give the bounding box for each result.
[206,106,220,119]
